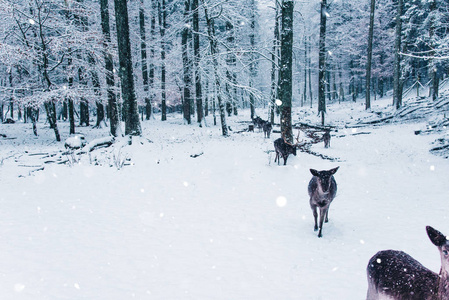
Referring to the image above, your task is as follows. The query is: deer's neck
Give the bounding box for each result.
[438,267,449,300]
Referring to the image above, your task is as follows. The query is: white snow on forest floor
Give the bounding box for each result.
[1,96,449,299]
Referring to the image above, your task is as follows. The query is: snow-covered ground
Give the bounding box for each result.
[1,97,448,299]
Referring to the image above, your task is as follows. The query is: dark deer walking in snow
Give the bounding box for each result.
[252,116,264,131]
[323,130,331,148]
[366,226,449,300]
[262,121,272,138]
[274,131,301,165]
[308,167,339,237]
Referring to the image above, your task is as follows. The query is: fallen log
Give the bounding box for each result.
[76,136,115,154]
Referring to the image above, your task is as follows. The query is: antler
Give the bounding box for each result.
[282,129,303,147]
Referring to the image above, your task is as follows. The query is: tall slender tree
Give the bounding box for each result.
[203,0,228,136]
[114,0,141,135]
[318,0,327,125]
[148,0,157,120]
[139,0,151,120]
[100,0,119,136]
[192,0,203,125]
[279,0,294,141]
[181,0,192,124]
[270,0,280,124]
[393,0,403,109]
[249,0,257,120]
[159,0,167,121]
[428,0,439,101]
[365,0,376,110]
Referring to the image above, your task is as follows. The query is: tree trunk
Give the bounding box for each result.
[100,0,119,136]
[365,0,375,110]
[303,34,307,107]
[148,0,157,120]
[279,0,294,141]
[308,36,313,108]
[249,0,257,120]
[225,21,238,117]
[269,1,280,125]
[139,0,151,120]
[318,0,327,125]
[114,0,142,135]
[159,0,167,121]
[37,3,60,141]
[393,0,403,109]
[182,0,192,124]
[203,1,228,136]
[429,0,439,101]
[67,51,76,134]
[192,0,203,125]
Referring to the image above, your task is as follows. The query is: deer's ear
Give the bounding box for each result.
[427,226,447,247]
[310,169,319,176]
[330,166,340,175]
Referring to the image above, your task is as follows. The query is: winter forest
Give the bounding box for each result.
[1,0,449,299]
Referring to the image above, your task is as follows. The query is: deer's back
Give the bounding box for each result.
[367,250,439,300]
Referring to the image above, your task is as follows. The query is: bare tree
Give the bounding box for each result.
[279,0,294,141]
[192,0,203,125]
[114,0,141,135]
[202,1,228,136]
[365,0,376,110]
[158,0,167,121]
[100,0,119,136]
[393,0,403,109]
[318,0,327,125]
[182,0,192,124]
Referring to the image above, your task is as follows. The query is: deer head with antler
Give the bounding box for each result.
[273,129,303,165]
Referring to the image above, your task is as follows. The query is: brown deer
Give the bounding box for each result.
[323,130,331,148]
[366,226,449,300]
[274,130,301,165]
[308,167,339,237]
[262,121,272,138]
[252,116,264,131]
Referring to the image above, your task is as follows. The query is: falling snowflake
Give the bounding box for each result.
[276,196,287,207]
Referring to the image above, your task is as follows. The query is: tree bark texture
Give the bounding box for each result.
[182,0,192,124]
[393,0,403,109]
[203,1,228,136]
[139,0,151,120]
[158,0,167,121]
[192,0,203,124]
[114,0,141,135]
[100,0,119,136]
[318,0,327,125]
[279,0,294,142]
[365,0,375,110]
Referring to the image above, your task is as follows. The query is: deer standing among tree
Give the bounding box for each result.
[263,121,272,138]
[273,130,301,165]
[323,130,331,148]
[366,226,449,300]
[308,167,339,237]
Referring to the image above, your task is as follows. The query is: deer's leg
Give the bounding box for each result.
[311,204,318,231]
[283,155,287,165]
[274,152,278,164]
[325,209,329,223]
[318,207,327,238]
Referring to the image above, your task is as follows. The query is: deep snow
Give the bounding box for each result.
[1,97,449,299]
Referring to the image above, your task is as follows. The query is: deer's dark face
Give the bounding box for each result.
[310,167,339,193]
[290,146,297,156]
